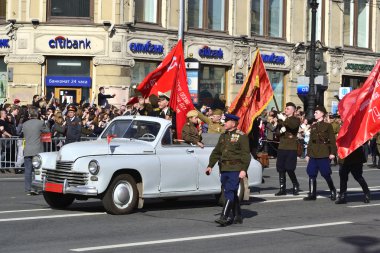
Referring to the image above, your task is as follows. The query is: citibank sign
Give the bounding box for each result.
[0,39,10,48]
[198,46,223,59]
[49,36,91,49]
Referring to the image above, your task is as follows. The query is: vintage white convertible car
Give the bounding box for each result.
[32,116,262,215]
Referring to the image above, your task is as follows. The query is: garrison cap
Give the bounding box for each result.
[224,114,240,122]
[213,109,224,116]
[186,110,198,118]
[285,102,296,108]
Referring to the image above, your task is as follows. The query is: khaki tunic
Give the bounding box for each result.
[198,112,224,134]
[182,122,201,145]
[208,129,251,172]
[307,121,337,158]
[278,116,301,150]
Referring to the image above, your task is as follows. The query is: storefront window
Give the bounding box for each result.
[266,71,284,111]
[188,0,228,32]
[251,0,285,38]
[135,0,160,24]
[0,57,7,99]
[307,0,323,42]
[131,61,159,88]
[47,0,93,23]
[47,58,90,76]
[198,65,226,107]
[0,0,5,21]
[342,75,366,90]
[343,0,371,48]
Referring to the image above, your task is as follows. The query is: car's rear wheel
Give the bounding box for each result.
[102,174,138,215]
[215,179,244,206]
[43,192,75,209]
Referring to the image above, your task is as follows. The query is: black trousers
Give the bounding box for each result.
[339,163,365,192]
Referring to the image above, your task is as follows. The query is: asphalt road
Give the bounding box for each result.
[1,159,380,253]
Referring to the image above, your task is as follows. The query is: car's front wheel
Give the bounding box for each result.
[102,174,138,215]
[43,192,75,209]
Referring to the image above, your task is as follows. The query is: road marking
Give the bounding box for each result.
[0,212,105,222]
[70,221,352,252]
[0,208,51,214]
[0,178,23,181]
[258,196,327,203]
[348,203,380,208]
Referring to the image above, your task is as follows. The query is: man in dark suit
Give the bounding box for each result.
[97,87,115,108]
[22,107,49,195]
[64,105,81,144]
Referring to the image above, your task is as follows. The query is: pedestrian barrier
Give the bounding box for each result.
[0,136,97,172]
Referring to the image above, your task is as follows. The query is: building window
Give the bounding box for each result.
[343,0,371,48]
[47,0,93,23]
[135,0,161,24]
[0,58,7,99]
[199,65,226,107]
[132,61,159,88]
[0,0,5,21]
[188,0,228,32]
[266,71,284,111]
[307,0,324,42]
[251,0,286,38]
[342,75,366,90]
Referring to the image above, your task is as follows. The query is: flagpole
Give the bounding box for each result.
[272,95,280,112]
[178,0,184,42]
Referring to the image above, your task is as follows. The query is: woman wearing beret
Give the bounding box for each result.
[304,105,337,201]
[182,110,204,148]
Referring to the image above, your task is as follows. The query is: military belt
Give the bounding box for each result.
[222,160,241,165]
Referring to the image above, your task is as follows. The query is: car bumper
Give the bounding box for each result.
[32,179,98,196]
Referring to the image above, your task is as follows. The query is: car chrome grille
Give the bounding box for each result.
[42,161,88,186]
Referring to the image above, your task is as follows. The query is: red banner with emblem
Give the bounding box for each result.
[136,40,185,98]
[337,61,380,159]
[168,41,195,140]
[228,49,274,133]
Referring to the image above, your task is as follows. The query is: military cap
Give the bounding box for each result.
[158,91,171,101]
[286,102,296,108]
[186,110,198,118]
[224,113,240,122]
[67,105,77,112]
[213,108,224,116]
[315,105,327,115]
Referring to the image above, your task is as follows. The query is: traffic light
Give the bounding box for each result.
[305,48,326,76]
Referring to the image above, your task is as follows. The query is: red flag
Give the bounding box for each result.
[126,96,138,105]
[168,41,195,139]
[337,61,380,158]
[228,49,274,133]
[137,40,185,98]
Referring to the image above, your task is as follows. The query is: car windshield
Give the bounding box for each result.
[101,120,161,142]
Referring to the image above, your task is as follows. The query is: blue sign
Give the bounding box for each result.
[46,76,92,87]
[199,46,223,59]
[49,36,91,49]
[129,41,164,54]
[297,85,309,95]
[262,53,285,64]
[0,39,10,48]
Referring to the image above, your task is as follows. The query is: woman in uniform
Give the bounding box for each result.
[304,105,337,201]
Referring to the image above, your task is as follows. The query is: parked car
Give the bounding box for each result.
[32,116,262,215]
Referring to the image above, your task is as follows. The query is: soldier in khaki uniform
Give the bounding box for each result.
[182,110,204,148]
[206,114,251,226]
[197,108,225,134]
[304,106,337,201]
[275,102,301,196]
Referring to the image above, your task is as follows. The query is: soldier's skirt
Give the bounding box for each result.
[276,149,297,172]
[307,157,331,178]
[220,171,240,202]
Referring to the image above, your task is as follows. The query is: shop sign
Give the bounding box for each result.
[129,40,164,54]
[0,39,10,48]
[339,87,352,100]
[198,46,223,59]
[187,70,199,104]
[48,36,91,50]
[45,76,92,87]
[262,53,285,64]
[345,63,374,72]
[236,72,244,84]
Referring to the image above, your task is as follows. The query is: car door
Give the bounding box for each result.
[156,128,198,193]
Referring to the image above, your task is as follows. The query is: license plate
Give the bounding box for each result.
[45,182,63,193]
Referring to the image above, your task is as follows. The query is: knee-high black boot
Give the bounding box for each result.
[335,192,347,204]
[275,172,287,196]
[232,197,243,224]
[215,199,234,226]
[357,177,371,203]
[326,177,337,201]
[303,178,317,201]
[287,170,300,195]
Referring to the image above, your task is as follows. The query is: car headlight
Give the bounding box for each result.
[32,155,42,169]
[88,160,100,175]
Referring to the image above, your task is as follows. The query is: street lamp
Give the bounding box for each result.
[306,0,319,121]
